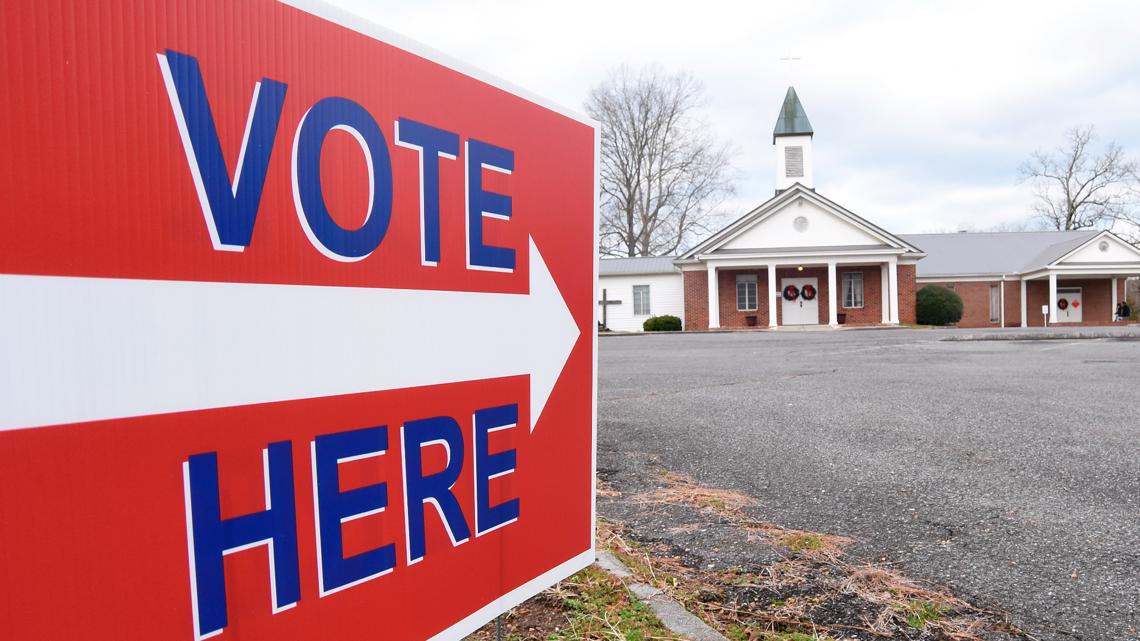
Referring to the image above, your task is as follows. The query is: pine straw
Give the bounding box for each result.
[650,471,756,514]
[601,470,1032,641]
[596,478,622,498]
[646,471,851,562]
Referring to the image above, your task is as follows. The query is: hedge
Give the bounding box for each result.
[643,315,682,332]
[916,285,964,325]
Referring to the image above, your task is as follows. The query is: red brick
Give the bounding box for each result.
[682,270,709,330]
[897,264,917,325]
[927,278,1129,328]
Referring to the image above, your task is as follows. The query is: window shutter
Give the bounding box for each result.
[785,146,804,178]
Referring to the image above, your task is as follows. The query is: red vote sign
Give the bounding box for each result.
[0,1,598,640]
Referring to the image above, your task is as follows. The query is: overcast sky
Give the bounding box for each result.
[327,0,1140,236]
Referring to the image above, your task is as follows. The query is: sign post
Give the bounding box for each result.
[0,2,598,640]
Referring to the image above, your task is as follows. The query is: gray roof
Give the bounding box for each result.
[599,255,679,276]
[898,230,1099,277]
[773,86,813,139]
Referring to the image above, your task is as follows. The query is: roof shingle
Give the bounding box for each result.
[898,230,1098,276]
[598,255,679,276]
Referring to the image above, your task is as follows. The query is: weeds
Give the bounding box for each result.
[615,470,1026,641]
[778,534,824,553]
[473,470,1027,641]
[549,565,681,641]
[894,599,948,629]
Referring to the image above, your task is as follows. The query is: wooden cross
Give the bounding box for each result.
[597,288,622,331]
[779,56,802,81]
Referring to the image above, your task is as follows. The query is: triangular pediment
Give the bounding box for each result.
[1053,231,1140,266]
[682,184,920,258]
[720,196,885,250]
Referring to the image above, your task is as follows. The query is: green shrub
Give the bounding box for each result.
[642,315,682,331]
[915,285,963,325]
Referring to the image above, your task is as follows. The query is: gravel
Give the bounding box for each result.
[598,328,1140,641]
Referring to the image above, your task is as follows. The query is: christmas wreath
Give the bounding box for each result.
[783,284,800,301]
[801,284,817,301]
[1057,298,1069,311]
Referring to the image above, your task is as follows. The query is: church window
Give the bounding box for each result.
[736,274,758,311]
[842,272,864,308]
[633,285,651,316]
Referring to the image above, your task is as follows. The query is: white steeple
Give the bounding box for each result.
[773,87,814,192]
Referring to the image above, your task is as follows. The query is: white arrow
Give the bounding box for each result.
[0,237,580,432]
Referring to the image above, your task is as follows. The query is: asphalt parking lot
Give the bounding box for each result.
[598,328,1140,641]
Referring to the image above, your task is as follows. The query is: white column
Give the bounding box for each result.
[707,265,720,329]
[888,257,900,324]
[1111,277,1119,322]
[1048,271,1058,324]
[827,261,838,327]
[1026,277,1035,326]
[1000,280,1006,328]
[880,262,890,324]
[767,264,778,327]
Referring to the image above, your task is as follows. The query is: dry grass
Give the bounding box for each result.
[468,562,682,641]
[646,471,851,562]
[650,471,755,514]
[596,478,622,498]
[477,470,1028,641]
[607,470,1029,641]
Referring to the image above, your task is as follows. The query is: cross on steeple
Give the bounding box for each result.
[779,56,801,74]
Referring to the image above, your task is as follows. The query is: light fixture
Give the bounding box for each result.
[796,265,804,272]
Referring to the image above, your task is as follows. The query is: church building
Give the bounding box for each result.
[598,88,1140,331]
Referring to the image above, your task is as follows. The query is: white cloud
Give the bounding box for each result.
[324,0,1140,235]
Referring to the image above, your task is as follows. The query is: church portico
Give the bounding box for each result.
[685,254,911,329]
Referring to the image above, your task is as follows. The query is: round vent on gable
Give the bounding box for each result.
[793,215,809,232]
[1098,240,1110,252]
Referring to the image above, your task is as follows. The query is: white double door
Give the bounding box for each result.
[1056,287,1082,323]
[780,277,819,326]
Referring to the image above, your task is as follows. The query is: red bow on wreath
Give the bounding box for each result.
[783,285,800,301]
[801,284,817,301]
[1057,298,1068,310]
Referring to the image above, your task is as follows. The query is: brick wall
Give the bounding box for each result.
[897,264,917,325]
[681,264,907,329]
[1024,278,1127,327]
[682,270,708,330]
[1003,280,1022,326]
[922,278,1130,327]
[836,265,883,325]
[929,281,1004,328]
[718,268,771,327]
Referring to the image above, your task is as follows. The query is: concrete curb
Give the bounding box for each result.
[595,552,730,641]
[942,330,1140,342]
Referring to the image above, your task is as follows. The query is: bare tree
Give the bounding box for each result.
[1019,125,1139,238]
[1124,171,1140,247]
[587,66,734,257]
